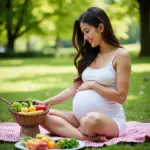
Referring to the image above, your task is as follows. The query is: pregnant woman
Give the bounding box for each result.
[34,7,131,142]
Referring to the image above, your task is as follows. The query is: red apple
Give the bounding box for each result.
[38,142,48,150]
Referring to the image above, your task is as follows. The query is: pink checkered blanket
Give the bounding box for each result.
[0,121,150,147]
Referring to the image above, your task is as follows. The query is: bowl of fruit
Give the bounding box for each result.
[0,97,49,138]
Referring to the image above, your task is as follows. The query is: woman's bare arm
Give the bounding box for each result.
[91,50,131,104]
[44,80,82,106]
[77,50,131,104]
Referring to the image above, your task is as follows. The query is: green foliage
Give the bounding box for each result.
[105,0,139,21]
[120,23,140,44]
[0,0,93,52]
[49,0,93,40]
[0,0,141,52]
[56,137,79,149]
[0,0,47,38]
[0,51,55,58]
[104,0,139,39]
[0,0,54,52]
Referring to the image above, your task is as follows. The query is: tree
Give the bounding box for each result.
[0,0,52,52]
[51,0,92,51]
[105,0,150,56]
[0,0,93,53]
[137,0,150,56]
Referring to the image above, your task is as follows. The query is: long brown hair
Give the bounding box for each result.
[72,7,121,82]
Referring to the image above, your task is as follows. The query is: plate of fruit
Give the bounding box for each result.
[15,134,86,150]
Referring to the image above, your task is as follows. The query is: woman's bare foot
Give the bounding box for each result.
[78,126,108,142]
[83,135,108,142]
[50,132,108,142]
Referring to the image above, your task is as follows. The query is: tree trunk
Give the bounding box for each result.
[26,40,32,52]
[55,35,62,51]
[138,0,150,56]
[6,35,15,53]
[5,0,15,53]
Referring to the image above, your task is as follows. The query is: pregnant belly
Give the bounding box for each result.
[73,90,122,121]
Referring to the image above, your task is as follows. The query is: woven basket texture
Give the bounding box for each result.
[8,100,49,127]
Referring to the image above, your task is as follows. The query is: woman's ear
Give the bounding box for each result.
[98,23,104,33]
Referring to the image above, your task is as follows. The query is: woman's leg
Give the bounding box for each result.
[49,109,79,128]
[79,112,119,138]
[41,114,107,142]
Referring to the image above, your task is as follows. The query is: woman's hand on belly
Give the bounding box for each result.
[77,81,95,92]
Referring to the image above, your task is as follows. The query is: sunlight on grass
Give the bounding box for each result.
[0,59,149,94]
[0,66,76,80]
[0,79,70,92]
[123,43,140,52]
[0,59,24,66]
[132,64,150,72]
[0,66,75,92]
[127,95,138,101]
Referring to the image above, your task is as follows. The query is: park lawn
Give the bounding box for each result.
[0,52,150,149]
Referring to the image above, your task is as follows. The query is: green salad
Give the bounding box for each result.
[56,137,79,149]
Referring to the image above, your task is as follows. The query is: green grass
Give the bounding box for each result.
[0,45,150,149]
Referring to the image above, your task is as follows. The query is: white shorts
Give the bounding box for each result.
[112,117,126,136]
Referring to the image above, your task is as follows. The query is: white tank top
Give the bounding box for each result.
[73,51,125,121]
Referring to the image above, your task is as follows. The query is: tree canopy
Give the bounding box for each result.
[0,0,150,56]
[105,0,150,56]
[0,0,92,52]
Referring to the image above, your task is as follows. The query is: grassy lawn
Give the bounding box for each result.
[0,45,150,149]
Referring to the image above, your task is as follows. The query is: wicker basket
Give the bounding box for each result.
[8,100,49,126]
[0,97,49,137]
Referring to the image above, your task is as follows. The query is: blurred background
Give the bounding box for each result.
[0,0,149,57]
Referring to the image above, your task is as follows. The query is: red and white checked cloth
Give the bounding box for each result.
[0,121,150,147]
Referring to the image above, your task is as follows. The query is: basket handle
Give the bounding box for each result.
[0,97,10,105]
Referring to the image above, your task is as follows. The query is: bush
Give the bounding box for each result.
[0,51,55,58]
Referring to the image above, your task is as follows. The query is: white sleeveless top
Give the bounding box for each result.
[73,53,125,121]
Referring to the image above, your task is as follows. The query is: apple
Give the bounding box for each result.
[38,142,48,150]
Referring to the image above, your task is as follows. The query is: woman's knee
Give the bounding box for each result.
[80,112,103,132]
[83,112,104,125]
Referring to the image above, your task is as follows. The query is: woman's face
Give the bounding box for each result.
[80,22,103,47]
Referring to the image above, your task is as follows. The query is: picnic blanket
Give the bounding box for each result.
[0,121,150,147]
